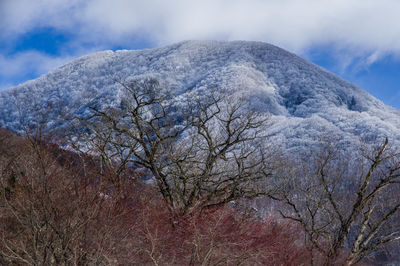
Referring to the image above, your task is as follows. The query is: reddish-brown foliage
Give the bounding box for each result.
[0,129,311,265]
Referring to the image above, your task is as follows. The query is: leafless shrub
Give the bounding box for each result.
[0,131,139,265]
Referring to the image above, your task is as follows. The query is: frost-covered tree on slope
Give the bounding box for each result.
[2,40,400,152]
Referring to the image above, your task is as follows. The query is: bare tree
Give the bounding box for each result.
[276,138,400,265]
[71,78,276,214]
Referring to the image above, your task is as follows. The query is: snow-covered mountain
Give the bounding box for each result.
[1,40,400,151]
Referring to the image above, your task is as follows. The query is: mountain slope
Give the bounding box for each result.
[1,40,399,150]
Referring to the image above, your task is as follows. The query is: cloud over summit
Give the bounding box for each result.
[2,0,400,55]
[1,0,400,97]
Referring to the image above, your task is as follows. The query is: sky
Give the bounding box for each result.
[1,0,400,109]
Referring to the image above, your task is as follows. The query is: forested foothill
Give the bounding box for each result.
[1,80,400,265]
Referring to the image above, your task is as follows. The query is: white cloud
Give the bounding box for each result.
[2,0,400,54]
[1,0,400,87]
[0,0,79,38]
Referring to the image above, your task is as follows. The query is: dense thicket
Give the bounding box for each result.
[0,129,310,265]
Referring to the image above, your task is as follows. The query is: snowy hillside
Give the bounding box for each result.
[1,40,400,151]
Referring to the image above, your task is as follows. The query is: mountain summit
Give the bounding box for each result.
[1,40,399,149]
